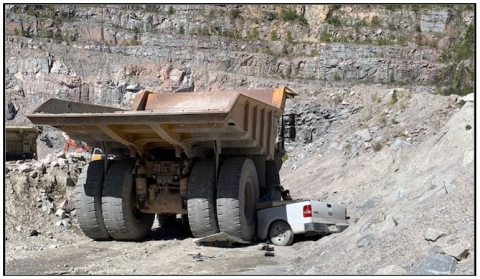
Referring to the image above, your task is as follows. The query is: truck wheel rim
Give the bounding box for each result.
[273,225,287,242]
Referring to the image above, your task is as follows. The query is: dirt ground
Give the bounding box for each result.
[5,217,325,275]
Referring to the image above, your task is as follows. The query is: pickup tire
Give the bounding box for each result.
[102,159,154,241]
[157,214,177,227]
[268,220,294,246]
[187,159,219,238]
[74,160,111,240]
[217,157,259,241]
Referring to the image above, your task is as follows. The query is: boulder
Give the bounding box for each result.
[410,254,456,275]
[356,234,375,248]
[424,228,447,242]
[355,129,372,142]
[56,151,66,159]
[304,266,319,275]
[18,164,32,173]
[443,241,470,260]
[169,69,184,82]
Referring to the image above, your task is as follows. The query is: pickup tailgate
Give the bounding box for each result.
[309,201,346,225]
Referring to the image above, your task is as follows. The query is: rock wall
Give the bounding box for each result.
[4,4,474,125]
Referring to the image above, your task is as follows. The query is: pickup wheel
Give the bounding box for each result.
[74,160,112,241]
[102,159,155,241]
[187,159,219,238]
[268,220,294,246]
[217,157,259,241]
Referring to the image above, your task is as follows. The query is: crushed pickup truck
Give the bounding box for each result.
[196,198,349,247]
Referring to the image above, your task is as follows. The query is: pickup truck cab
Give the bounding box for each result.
[256,200,349,246]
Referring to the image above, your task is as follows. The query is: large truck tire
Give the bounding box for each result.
[217,157,259,241]
[74,160,111,240]
[157,214,177,227]
[102,159,154,241]
[187,159,219,238]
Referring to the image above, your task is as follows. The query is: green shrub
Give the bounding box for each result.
[397,36,407,46]
[132,26,140,34]
[327,16,341,27]
[45,29,54,38]
[371,16,380,26]
[230,8,240,19]
[334,72,341,81]
[167,6,175,15]
[320,29,330,42]
[13,28,19,35]
[249,27,259,39]
[465,124,472,130]
[282,45,288,55]
[279,9,297,21]
[286,30,293,43]
[310,49,318,56]
[415,24,421,32]
[270,29,278,41]
[390,89,398,104]
[456,23,474,61]
[372,141,383,152]
[27,6,36,17]
[263,11,277,21]
[179,26,185,35]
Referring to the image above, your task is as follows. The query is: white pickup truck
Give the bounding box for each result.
[194,199,349,247]
[256,200,349,246]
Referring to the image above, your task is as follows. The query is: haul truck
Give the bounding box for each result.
[5,125,40,161]
[26,86,297,242]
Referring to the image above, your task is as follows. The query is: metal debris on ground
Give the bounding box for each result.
[259,245,274,251]
[264,251,275,257]
[189,253,216,262]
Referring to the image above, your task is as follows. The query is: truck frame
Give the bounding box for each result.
[26,86,297,242]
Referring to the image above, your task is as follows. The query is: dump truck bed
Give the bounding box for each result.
[26,87,295,159]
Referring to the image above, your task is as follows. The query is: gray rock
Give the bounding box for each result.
[355,129,372,142]
[375,265,407,275]
[390,138,412,149]
[169,68,184,82]
[18,164,32,173]
[29,171,38,178]
[391,188,404,201]
[443,241,470,260]
[410,254,456,275]
[126,84,140,91]
[429,245,445,255]
[55,208,66,219]
[358,198,377,211]
[56,151,66,159]
[356,234,375,248]
[304,266,319,275]
[424,228,447,242]
[66,177,75,187]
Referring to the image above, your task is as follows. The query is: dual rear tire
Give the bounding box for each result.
[187,157,260,242]
[75,159,154,241]
[76,157,260,242]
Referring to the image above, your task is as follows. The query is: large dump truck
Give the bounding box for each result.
[26,86,297,242]
[5,125,40,161]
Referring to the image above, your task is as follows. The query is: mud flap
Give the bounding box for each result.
[194,232,251,247]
